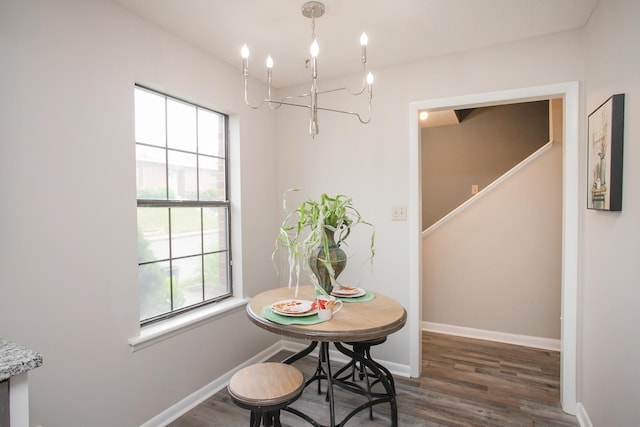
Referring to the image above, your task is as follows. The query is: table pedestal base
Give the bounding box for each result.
[284,341,398,427]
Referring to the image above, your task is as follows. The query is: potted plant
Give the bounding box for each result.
[273,189,375,295]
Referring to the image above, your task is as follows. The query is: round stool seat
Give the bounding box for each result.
[228,362,304,410]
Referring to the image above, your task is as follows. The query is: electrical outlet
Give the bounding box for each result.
[471,184,479,195]
[392,205,407,221]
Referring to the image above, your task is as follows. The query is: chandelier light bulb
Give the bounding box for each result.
[266,55,274,68]
[310,39,319,57]
[366,72,374,85]
[240,44,249,59]
[360,32,368,64]
[360,32,368,46]
[241,44,250,76]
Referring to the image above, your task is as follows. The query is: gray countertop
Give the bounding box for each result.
[0,339,43,382]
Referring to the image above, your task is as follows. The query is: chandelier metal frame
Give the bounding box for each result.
[241,1,373,137]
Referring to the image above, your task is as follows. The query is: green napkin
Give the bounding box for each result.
[261,306,325,325]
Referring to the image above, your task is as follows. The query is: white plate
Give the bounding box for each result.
[331,287,366,298]
[331,285,360,295]
[271,299,316,316]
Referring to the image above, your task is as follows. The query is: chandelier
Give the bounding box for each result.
[241,1,373,137]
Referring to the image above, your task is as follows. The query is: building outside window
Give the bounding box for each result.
[134,85,231,325]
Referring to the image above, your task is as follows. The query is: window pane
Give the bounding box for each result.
[137,207,170,262]
[167,150,197,200]
[198,108,225,157]
[139,261,171,321]
[204,252,229,300]
[203,207,227,253]
[135,88,166,147]
[136,145,167,199]
[167,99,196,152]
[170,207,202,258]
[173,256,203,309]
[199,156,225,201]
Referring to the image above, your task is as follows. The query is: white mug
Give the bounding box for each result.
[317,295,343,321]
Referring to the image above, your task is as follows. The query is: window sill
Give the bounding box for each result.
[128,297,250,352]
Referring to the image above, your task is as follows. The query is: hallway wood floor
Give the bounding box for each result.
[169,331,578,426]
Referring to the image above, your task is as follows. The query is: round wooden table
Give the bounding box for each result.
[246,285,407,427]
[247,285,407,342]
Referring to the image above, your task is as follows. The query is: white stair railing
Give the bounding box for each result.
[423,140,553,237]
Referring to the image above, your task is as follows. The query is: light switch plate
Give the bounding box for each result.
[392,205,407,221]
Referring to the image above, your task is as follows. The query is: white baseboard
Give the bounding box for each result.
[140,341,287,427]
[141,338,412,426]
[422,321,561,351]
[576,402,593,427]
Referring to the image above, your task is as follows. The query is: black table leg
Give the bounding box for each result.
[280,340,397,427]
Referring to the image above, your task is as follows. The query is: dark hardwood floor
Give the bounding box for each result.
[169,331,578,426]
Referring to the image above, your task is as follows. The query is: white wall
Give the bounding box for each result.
[0,0,280,426]
[274,2,640,423]
[581,0,640,425]
[2,0,638,424]
[275,30,585,368]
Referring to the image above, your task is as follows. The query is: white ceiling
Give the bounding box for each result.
[112,0,598,88]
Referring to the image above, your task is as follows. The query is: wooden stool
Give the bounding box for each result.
[228,362,305,427]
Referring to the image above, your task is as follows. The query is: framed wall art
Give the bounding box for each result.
[587,93,625,211]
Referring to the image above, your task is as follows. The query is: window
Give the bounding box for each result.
[134,85,231,325]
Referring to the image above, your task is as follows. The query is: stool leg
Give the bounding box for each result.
[350,341,394,420]
[365,345,396,392]
[273,410,283,427]
[264,411,274,427]
[317,350,324,394]
[250,411,260,427]
[353,343,367,380]
[332,354,358,382]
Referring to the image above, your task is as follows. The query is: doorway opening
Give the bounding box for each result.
[408,82,579,414]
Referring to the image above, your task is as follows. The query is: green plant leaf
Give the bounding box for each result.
[272,189,375,294]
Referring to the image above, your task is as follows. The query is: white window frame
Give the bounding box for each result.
[134,85,233,327]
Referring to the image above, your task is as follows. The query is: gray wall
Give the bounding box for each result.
[421,101,549,229]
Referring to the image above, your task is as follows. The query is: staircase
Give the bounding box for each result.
[421,98,564,344]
